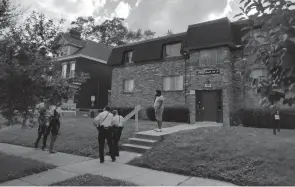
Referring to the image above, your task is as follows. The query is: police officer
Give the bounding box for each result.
[111,110,125,157]
[93,106,116,163]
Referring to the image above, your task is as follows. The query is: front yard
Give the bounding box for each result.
[129,126,295,186]
[0,117,181,158]
[0,152,55,183]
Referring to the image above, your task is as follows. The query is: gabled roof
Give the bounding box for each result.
[56,33,112,63]
[73,40,112,62]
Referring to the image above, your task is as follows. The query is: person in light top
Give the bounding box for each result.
[42,102,62,153]
[154,90,164,132]
[111,110,124,157]
[93,106,116,163]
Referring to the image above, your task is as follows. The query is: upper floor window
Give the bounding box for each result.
[250,68,268,86]
[124,51,133,63]
[163,75,184,91]
[163,43,181,58]
[123,79,134,93]
[62,63,67,78]
[69,62,75,78]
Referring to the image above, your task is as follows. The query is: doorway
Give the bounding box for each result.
[195,90,222,122]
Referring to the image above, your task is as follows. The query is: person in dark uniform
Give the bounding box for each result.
[270,100,280,135]
[34,108,47,149]
[93,106,115,163]
[42,105,61,153]
[111,110,124,157]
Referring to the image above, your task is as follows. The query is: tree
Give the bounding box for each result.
[71,17,156,46]
[235,0,295,108]
[0,12,89,126]
[0,0,26,36]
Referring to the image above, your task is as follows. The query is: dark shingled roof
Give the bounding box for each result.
[107,12,295,66]
[108,32,187,65]
[60,33,112,62]
[183,18,235,51]
[73,40,112,62]
[62,33,86,47]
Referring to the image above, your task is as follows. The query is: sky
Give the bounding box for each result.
[12,0,242,36]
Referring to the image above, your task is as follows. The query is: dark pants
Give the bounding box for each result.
[273,119,281,135]
[113,127,123,156]
[42,122,59,151]
[35,132,44,148]
[98,127,115,162]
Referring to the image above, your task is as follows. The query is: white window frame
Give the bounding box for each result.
[124,51,133,63]
[123,79,134,93]
[62,63,67,78]
[69,62,75,78]
[163,43,181,58]
[163,75,184,91]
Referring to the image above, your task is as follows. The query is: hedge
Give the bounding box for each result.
[146,107,189,123]
[231,109,295,129]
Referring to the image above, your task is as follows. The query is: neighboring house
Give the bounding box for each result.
[108,17,295,126]
[54,29,112,111]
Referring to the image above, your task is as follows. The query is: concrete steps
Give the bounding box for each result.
[122,131,162,154]
[121,143,151,154]
[129,138,158,147]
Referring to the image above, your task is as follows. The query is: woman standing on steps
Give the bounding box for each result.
[154,90,164,132]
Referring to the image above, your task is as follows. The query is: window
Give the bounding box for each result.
[250,68,268,86]
[62,64,67,78]
[123,79,134,93]
[163,43,181,57]
[163,75,184,91]
[124,51,133,63]
[69,62,75,78]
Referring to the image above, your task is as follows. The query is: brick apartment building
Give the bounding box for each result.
[107,17,295,126]
[54,29,112,111]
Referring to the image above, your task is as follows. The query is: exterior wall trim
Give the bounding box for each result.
[56,54,107,64]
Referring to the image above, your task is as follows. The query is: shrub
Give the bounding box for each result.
[146,107,189,123]
[232,109,295,129]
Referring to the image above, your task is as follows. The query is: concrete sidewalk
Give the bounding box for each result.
[0,143,236,186]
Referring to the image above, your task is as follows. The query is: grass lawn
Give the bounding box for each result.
[0,117,181,158]
[0,152,55,183]
[129,126,295,186]
[51,174,136,186]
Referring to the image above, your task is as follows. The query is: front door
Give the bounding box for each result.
[202,91,217,121]
[196,90,220,122]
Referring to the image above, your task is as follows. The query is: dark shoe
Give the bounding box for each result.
[100,160,104,163]
[41,146,45,151]
[49,150,56,154]
[112,157,116,162]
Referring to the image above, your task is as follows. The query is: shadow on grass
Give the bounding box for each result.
[0,152,56,183]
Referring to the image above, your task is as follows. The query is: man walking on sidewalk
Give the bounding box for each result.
[111,110,124,157]
[93,106,116,163]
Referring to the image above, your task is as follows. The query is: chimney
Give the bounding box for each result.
[69,28,82,39]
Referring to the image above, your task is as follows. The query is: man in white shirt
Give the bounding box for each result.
[93,106,116,163]
[111,110,124,157]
